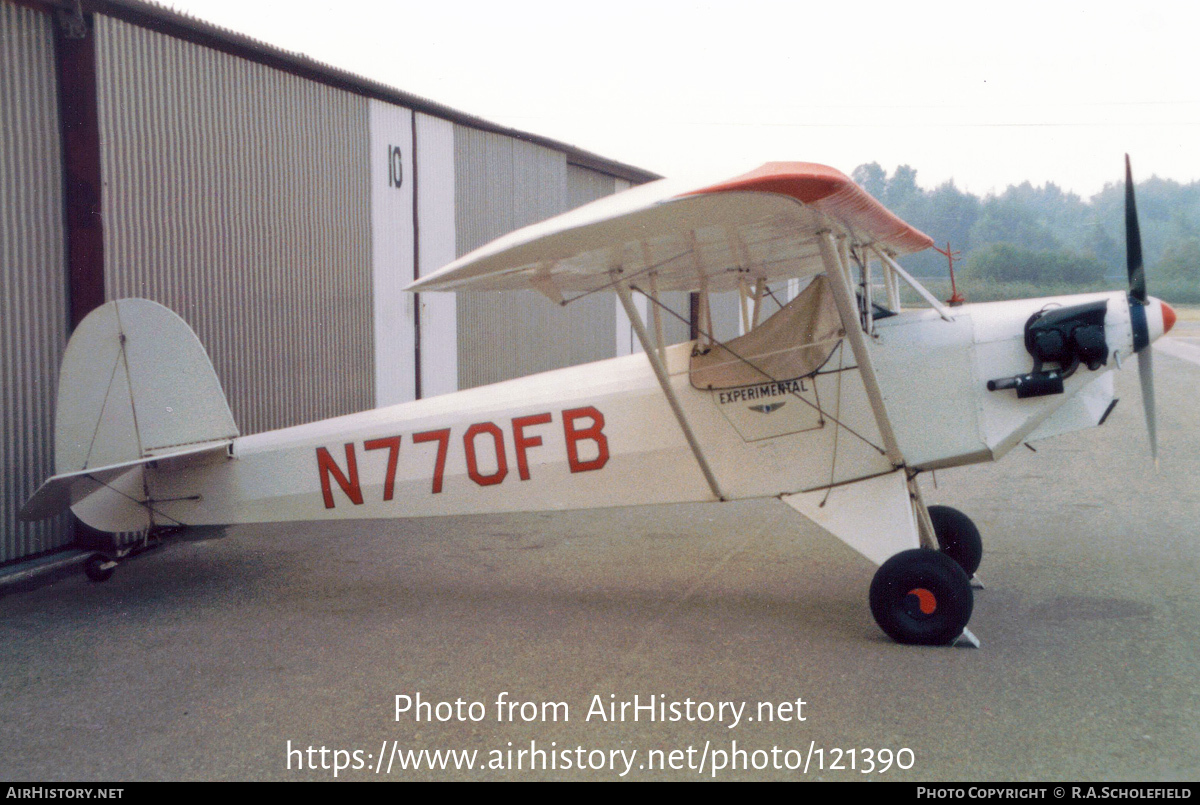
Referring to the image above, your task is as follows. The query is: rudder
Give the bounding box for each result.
[55,298,239,474]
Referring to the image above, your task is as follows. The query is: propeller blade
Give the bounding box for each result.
[1137,345,1158,464]
[1125,155,1157,461]
[1125,154,1147,305]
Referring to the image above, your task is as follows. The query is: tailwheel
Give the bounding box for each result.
[928,505,983,577]
[84,553,117,583]
[869,549,973,645]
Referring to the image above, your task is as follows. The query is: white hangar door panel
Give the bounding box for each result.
[369,100,416,406]
[415,113,458,399]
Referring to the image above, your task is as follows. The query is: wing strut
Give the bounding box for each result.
[614,278,726,502]
[871,247,954,322]
[818,233,906,468]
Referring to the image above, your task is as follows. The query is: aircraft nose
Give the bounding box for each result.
[1162,300,1177,334]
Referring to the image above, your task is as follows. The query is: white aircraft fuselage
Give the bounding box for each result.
[73,290,1171,537]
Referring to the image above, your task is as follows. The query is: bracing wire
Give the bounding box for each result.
[819,341,847,507]
[632,284,887,456]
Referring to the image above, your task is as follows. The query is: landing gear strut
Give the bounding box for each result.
[869,549,973,645]
[79,526,180,583]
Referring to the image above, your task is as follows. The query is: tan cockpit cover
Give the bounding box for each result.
[690,276,844,390]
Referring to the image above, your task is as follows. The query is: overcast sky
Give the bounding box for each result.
[166,0,1200,198]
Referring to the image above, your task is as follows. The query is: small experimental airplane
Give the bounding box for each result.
[21,157,1175,646]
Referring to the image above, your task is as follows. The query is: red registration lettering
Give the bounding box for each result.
[316,443,364,509]
[511,413,552,481]
[363,436,402,501]
[413,429,451,494]
[464,422,507,486]
[562,406,609,473]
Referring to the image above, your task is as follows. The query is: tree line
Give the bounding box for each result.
[853,162,1200,303]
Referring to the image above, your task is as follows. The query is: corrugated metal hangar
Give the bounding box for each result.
[1,0,689,566]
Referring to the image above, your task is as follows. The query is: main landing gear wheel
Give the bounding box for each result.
[928,505,983,577]
[84,553,116,583]
[869,549,973,645]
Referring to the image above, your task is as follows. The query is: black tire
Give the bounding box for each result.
[869,549,973,645]
[84,553,115,583]
[928,505,983,577]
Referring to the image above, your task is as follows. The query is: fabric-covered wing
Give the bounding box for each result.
[407,162,933,297]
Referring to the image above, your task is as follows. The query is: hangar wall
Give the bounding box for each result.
[0,1,71,564]
[454,153,692,390]
[0,0,661,565]
[95,16,374,436]
[454,129,620,390]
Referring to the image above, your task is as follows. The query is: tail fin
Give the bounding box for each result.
[56,298,238,471]
[20,299,238,528]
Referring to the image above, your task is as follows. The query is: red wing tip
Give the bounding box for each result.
[681,162,933,254]
[682,162,852,202]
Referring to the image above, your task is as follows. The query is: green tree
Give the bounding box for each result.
[967,243,1038,283]
[1156,237,1200,284]
[886,165,921,209]
[965,243,1106,286]
[851,162,887,200]
[846,159,1200,297]
[925,180,980,251]
[1153,237,1200,302]
[969,196,1060,253]
[1047,250,1109,285]
[1082,222,1123,277]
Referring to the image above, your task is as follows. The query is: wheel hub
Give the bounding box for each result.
[905,587,937,617]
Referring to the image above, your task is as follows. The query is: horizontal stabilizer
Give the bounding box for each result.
[19,441,232,522]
